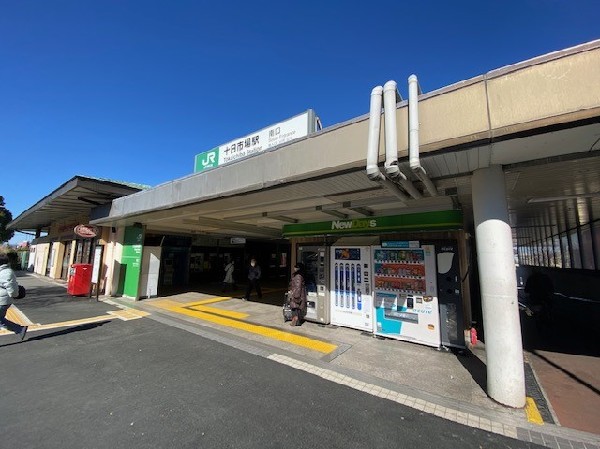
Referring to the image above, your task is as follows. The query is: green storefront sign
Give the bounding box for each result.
[120,226,144,298]
[282,210,463,237]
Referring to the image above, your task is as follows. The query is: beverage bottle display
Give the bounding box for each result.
[345,263,350,308]
[335,263,339,307]
[351,263,356,309]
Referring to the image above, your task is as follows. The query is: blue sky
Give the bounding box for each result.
[1,0,599,243]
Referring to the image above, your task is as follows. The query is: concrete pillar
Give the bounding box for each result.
[472,165,525,408]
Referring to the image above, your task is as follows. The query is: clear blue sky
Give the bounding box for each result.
[2,0,599,243]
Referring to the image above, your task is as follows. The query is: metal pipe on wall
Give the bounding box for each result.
[365,85,409,204]
[408,74,438,197]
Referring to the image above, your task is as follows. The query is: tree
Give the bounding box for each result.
[0,196,14,243]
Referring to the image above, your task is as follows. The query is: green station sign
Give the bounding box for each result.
[282,210,463,237]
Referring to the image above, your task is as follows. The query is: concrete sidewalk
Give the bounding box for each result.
[13,273,600,448]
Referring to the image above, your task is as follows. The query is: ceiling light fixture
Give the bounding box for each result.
[527,192,600,203]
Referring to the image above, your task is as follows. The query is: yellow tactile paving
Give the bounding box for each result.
[1,306,149,337]
[150,298,248,319]
[150,298,337,354]
[188,304,249,320]
[525,397,544,425]
[184,297,234,307]
[5,306,34,325]
[0,315,112,336]
[107,309,151,321]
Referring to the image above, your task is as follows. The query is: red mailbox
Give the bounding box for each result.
[67,263,92,296]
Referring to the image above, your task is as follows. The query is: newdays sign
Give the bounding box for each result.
[331,219,377,230]
[194,110,316,173]
[282,210,464,237]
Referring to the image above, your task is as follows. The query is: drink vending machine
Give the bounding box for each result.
[372,244,441,347]
[297,246,330,324]
[329,246,373,332]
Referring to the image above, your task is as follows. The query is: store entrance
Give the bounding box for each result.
[146,232,291,304]
[60,242,72,280]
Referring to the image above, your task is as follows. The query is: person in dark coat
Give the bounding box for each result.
[524,270,554,312]
[243,258,262,301]
[288,262,307,326]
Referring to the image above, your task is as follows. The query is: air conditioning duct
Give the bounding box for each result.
[366,86,409,204]
[408,74,438,197]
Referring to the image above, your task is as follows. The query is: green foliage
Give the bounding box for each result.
[0,195,14,243]
[6,251,19,269]
[0,247,19,269]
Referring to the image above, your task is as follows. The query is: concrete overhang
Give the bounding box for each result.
[90,40,600,237]
[9,176,148,232]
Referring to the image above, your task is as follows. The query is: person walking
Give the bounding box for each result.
[222,258,236,292]
[0,254,28,340]
[288,262,307,326]
[243,258,262,301]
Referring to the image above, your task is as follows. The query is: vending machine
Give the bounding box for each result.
[330,246,373,331]
[372,243,441,347]
[435,241,465,348]
[297,246,330,324]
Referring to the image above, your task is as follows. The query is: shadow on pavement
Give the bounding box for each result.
[520,295,600,431]
[520,296,600,357]
[532,349,600,397]
[0,321,110,348]
[155,279,289,307]
[455,348,488,393]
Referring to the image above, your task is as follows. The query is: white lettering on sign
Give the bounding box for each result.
[202,151,216,167]
[331,219,377,230]
[74,224,99,238]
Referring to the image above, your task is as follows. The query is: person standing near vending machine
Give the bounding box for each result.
[288,262,307,326]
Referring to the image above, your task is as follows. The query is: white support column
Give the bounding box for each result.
[472,165,525,408]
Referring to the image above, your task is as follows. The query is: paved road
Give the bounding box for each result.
[1,276,543,449]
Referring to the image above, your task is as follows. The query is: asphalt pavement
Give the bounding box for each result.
[1,273,597,449]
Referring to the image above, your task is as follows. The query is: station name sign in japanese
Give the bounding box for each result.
[194,110,316,173]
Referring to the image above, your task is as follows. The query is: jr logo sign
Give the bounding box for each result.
[195,148,220,172]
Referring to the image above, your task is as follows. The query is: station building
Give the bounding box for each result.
[9,40,600,409]
[9,176,147,290]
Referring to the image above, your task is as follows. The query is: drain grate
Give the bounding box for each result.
[524,362,555,424]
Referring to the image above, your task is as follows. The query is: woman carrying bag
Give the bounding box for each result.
[288,262,307,327]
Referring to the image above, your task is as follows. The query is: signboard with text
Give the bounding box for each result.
[74,224,99,238]
[282,210,464,237]
[91,245,103,284]
[194,110,314,173]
